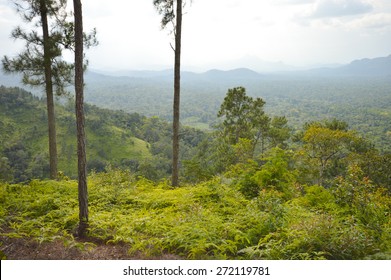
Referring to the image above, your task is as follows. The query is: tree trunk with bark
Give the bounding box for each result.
[73,0,88,237]
[172,0,182,187]
[39,0,58,179]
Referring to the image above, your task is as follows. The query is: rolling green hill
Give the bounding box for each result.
[0,86,153,181]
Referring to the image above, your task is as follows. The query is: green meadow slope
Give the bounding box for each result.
[0,86,151,180]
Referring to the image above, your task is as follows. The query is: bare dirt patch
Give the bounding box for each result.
[0,235,180,260]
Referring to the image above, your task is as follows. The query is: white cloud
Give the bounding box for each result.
[348,12,391,30]
[275,0,315,5]
[309,0,373,18]
[1,0,390,70]
[0,2,25,56]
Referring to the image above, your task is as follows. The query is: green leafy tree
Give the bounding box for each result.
[233,138,254,164]
[332,164,390,238]
[217,87,270,155]
[232,147,296,199]
[268,116,291,149]
[0,157,13,182]
[299,121,359,185]
[357,151,391,193]
[183,134,225,181]
[3,142,31,182]
[188,88,290,178]
[218,87,255,144]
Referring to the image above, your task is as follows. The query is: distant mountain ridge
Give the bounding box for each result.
[303,55,391,77]
[341,55,391,76]
[90,67,263,80]
[200,68,262,80]
[1,55,390,90]
[90,54,391,79]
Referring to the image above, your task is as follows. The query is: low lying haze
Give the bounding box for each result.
[0,0,391,71]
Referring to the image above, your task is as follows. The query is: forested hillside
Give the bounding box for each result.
[80,71,391,152]
[0,86,204,182]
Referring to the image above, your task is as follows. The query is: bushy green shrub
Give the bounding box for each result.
[292,185,337,212]
[242,208,378,260]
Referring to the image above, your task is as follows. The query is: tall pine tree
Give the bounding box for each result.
[2,0,73,179]
[2,0,97,180]
[153,0,188,186]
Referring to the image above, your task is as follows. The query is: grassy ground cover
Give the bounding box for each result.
[1,167,390,259]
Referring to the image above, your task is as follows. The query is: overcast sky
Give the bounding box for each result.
[0,0,390,71]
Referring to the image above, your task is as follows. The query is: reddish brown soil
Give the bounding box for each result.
[0,235,179,260]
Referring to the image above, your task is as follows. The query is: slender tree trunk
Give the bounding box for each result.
[73,0,88,237]
[172,0,182,187]
[40,0,58,179]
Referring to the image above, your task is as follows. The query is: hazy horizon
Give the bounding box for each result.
[1,0,391,71]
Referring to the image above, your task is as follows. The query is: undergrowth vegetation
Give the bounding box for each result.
[1,166,390,260]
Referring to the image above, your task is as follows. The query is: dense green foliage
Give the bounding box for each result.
[1,165,390,259]
[0,86,204,182]
[1,84,391,259]
[83,75,391,152]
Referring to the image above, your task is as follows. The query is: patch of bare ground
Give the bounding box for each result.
[0,235,180,260]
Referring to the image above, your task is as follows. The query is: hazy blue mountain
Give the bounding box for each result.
[91,69,174,78]
[212,55,299,72]
[302,55,391,77]
[88,67,262,81]
[1,55,390,91]
[200,68,262,80]
[340,55,391,76]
